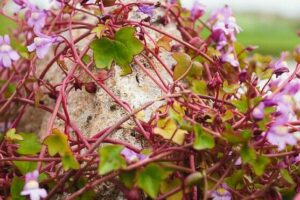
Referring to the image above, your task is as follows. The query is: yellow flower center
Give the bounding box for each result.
[26,180,39,190]
[0,44,12,52]
[275,125,288,135]
[32,12,40,20]
[217,188,227,195]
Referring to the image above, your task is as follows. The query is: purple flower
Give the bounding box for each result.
[210,6,241,48]
[138,5,155,16]
[27,34,60,59]
[0,35,20,68]
[13,0,26,6]
[252,102,265,120]
[191,0,206,21]
[211,184,232,200]
[121,148,146,162]
[265,122,297,151]
[221,52,239,67]
[21,170,47,200]
[25,6,47,32]
[270,52,289,77]
[169,0,177,4]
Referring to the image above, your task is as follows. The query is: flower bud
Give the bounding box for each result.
[184,172,203,187]
[294,46,300,63]
[85,82,97,94]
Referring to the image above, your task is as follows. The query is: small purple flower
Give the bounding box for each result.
[25,6,47,32]
[13,0,26,6]
[270,52,289,77]
[0,35,20,68]
[293,154,300,163]
[210,6,232,23]
[169,0,177,4]
[265,123,297,151]
[190,0,206,21]
[21,170,47,200]
[221,52,239,67]
[211,183,232,200]
[121,148,146,162]
[138,5,155,16]
[252,102,265,120]
[210,6,241,48]
[27,34,60,59]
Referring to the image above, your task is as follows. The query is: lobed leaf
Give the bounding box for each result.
[98,145,126,175]
[90,27,144,75]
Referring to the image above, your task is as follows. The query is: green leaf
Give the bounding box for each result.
[13,161,37,175]
[153,119,187,145]
[280,169,295,185]
[11,39,29,59]
[193,124,215,150]
[168,101,185,124]
[160,178,183,200]
[184,172,203,187]
[119,169,137,189]
[43,129,69,156]
[90,27,144,75]
[172,53,192,81]
[17,133,41,155]
[5,128,23,141]
[98,145,126,175]
[137,164,167,198]
[11,176,26,200]
[223,80,239,94]
[192,80,207,95]
[157,36,172,51]
[189,61,203,78]
[0,14,17,35]
[75,178,96,200]
[241,145,256,164]
[62,150,80,170]
[225,170,244,189]
[232,96,248,113]
[249,156,270,176]
[222,110,233,122]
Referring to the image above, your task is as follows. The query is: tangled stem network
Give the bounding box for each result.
[1,0,300,199]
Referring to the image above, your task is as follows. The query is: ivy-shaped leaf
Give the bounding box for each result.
[62,150,80,170]
[91,24,106,38]
[98,145,126,175]
[17,133,41,155]
[90,27,144,75]
[44,129,80,171]
[249,156,270,176]
[280,169,295,185]
[169,101,185,124]
[232,96,248,113]
[192,80,207,95]
[160,178,183,200]
[43,129,69,156]
[137,164,167,198]
[11,176,25,200]
[224,170,244,189]
[172,53,191,81]
[157,36,172,51]
[5,128,23,141]
[184,172,203,187]
[241,145,256,164]
[154,119,187,145]
[13,161,37,175]
[193,124,215,150]
[119,169,137,189]
[223,80,240,94]
[0,14,17,35]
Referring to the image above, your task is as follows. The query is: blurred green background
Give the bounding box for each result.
[237,13,300,56]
